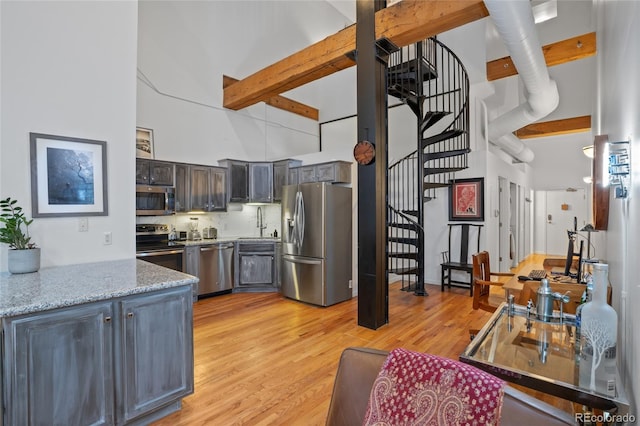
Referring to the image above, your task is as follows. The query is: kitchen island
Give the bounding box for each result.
[0,259,198,425]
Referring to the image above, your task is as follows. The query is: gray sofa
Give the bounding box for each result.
[326,347,575,425]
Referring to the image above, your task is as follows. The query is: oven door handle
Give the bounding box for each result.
[137,249,184,257]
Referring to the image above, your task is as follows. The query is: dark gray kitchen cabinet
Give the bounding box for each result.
[119,286,194,423]
[220,160,274,203]
[3,302,115,426]
[190,165,227,212]
[296,161,351,184]
[273,159,302,202]
[234,241,277,292]
[136,159,174,186]
[226,160,249,202]
[1,286,194,426]
[174,163,190,212]
[249,162,273,203]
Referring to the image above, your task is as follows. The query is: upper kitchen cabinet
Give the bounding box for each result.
[219,160,273,203]
[249,162,273,203]
[174,163,190,213]
[227,160,249,202]
[273,159,302,202]
[136,159,174,186]
[190,165,227,212]
[295,160,352,184]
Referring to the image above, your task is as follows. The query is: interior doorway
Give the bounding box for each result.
[498,176,510,272]
[544,189,588,256]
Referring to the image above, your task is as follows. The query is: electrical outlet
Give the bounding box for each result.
[78,218,88,232]
[348,279,353,289]
[103,232,112,245]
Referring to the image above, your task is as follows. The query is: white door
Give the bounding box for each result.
[545,189,588,256]
[498,177,510,271]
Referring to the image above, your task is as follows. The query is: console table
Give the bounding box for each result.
[460,302,629,418]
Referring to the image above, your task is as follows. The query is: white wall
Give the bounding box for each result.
[0,0,138,271]
[598,0,640,414]
[136,1,355,166]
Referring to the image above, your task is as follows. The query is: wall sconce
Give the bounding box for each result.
[608,140,630,198]
[582,145,594,159]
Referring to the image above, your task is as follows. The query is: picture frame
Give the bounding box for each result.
[30,133,108,218]
[449,177,484,221]
[136,127,154,159]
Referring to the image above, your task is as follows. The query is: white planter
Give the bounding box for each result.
[8,248,41,274]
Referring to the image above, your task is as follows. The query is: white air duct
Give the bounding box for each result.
[484,0,560,163]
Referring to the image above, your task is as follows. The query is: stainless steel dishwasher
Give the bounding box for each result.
[198,242,234,297]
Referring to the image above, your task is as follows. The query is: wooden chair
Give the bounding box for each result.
[470,251,514,339]
[441,223,482,296]
[472,251,515,313]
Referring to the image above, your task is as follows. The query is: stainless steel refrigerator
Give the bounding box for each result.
[281,182,352,306]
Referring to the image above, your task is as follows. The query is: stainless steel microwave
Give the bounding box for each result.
[136,185,175,216]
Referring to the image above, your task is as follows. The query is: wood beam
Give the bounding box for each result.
[487,32,596,81]
[514,115,591,139]
[223,0,489,111]
[223,75,319,121]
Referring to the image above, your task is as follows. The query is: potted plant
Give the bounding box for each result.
[0,197,40,274]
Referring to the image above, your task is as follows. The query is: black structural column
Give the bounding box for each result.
[356,0,388,330]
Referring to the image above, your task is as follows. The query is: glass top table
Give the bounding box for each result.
[459,302,629,415]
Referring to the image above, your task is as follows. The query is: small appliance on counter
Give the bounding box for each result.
[202,227,218,239]
[187,217,202,241]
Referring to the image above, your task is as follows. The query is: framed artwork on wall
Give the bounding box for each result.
[30,133,108,217]
[136,127,154,159]
[449,177,484,221]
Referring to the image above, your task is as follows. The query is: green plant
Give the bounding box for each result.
[0,197,36,249]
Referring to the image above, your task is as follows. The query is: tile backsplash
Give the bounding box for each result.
[136,204,282,238]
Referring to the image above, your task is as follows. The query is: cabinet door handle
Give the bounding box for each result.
[104,316,112,323]
[127,312,134,318]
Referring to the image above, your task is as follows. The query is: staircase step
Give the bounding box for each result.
[423,182,450,190]
[389,266,419,275]
[388,236,419,246]
[424,166,466,176]
[421,111,451,133]
[387,57,437,82]
[424,148,470,161]
[421,129,465,148]
[388,251,420,260]
[401,209,419,218]
[388,222,420,231]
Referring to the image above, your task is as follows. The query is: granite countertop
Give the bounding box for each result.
[0,259,198,317]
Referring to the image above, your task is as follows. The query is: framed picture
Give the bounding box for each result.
[449,177,484,221]
[136,127,154,159]
[30,133,108,218]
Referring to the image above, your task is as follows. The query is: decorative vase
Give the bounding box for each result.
[578,263,617,395]
[8,248,41,274]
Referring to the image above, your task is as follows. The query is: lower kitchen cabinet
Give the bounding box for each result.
[119,287,194,423]
[234,241,277,292]
[1,285,194,425]
[3,302,115,426]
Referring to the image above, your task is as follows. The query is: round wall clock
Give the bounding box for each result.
[353,140,375,165]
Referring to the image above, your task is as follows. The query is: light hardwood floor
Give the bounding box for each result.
[153,254,570,426]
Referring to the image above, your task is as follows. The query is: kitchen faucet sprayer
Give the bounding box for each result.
[257,206,267,237]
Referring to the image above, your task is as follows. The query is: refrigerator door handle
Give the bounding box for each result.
[283,255,322,265]
[291,191,300,245]
[299,191,305,248]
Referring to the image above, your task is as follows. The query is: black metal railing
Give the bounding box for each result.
[386,36,470,294]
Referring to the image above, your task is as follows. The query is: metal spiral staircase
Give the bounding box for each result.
[387,37,470,295]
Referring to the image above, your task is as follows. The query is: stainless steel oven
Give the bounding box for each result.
[135,224,185,272]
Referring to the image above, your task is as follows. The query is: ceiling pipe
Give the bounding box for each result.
[484,0,560,163]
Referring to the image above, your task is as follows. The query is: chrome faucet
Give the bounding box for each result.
[257,206,267,237]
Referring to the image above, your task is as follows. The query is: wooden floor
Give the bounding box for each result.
[153,254,571,425]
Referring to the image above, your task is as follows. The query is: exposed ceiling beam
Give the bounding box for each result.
[514,115,591,139]
[487,32,596,81]
[223,0,489,111]
[223,76,319,121]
